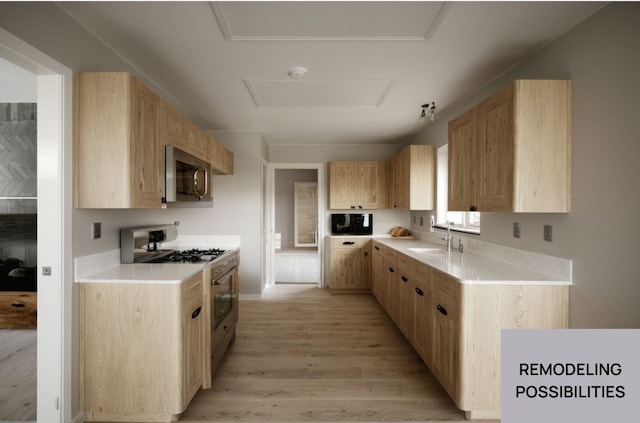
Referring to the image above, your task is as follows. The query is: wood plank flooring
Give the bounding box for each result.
[274,250,319,283]
[0,329,36,422]
[182,284,497,422]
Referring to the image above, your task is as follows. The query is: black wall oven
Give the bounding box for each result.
[331,213,373,235]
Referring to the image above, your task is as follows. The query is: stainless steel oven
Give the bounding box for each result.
[210,251,238,360]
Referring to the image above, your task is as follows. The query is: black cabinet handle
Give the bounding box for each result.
[470,205,477,211]
[374,246,380,251]
[415,287,424,296]
[364,251,369,257]
[401,276,408,282]
[388,267,395,273]
[437,304,448,316]
[191,306,202,319]
[342,241,355,245]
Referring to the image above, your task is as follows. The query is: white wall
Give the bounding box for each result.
[0,57,37,102]
[408,3,640,328]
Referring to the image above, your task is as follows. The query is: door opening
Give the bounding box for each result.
[266,164,325,290]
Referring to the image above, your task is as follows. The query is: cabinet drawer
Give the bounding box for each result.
[330,237,369,249]
[432,270,459,311]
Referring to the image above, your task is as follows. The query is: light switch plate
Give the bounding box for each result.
[544,225,553,242]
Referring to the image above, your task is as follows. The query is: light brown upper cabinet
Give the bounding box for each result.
[328,161,385,209]
[161,99,189,152]
[75,72,234,209]
[448,79,571,212]
[387,145,435,210]
[75,72,163,208]
[209,137,234,175]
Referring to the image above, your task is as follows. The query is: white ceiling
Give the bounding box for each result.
[57,1,604,145]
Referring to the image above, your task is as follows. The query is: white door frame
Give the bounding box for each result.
[0,28,73,423]
[266,163,325,289]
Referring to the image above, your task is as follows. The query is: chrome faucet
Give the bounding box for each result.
[441,222,453,252]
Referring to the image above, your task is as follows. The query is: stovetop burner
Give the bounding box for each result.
[162,248,227,263]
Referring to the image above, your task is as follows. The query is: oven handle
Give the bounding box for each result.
[193,168,208,199]
[211,266,236,285]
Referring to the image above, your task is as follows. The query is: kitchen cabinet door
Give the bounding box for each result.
[388,145,435,210]
[371,242,385,303]
[131,79,163,208]
[182,273,204,406]
[430,270,460,399]
[358,161,385,209]
[447,79,571,212]
[392,148,410,209]
[328,162,357,209]
[412,267,432,364]
[476,84,514,211]
[329,238,370,292]
[448,108,477,211]
[396,256,417,340]
[381,250,397,320]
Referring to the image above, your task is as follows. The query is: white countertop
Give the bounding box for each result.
[77,263,206,285]
[355,236,570,286]
[75,247,239,285]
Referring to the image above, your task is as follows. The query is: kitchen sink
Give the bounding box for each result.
[407,247,447,255]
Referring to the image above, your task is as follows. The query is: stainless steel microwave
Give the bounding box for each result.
[163,146,212,207]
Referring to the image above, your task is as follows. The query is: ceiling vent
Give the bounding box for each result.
[243,79,394,108]
[211,1,447,41]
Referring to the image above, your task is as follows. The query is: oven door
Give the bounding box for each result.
[211,268,235,330]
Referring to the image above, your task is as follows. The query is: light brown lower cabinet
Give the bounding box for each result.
[371,241,569,419]
[80,272,206,422]
[329,237,371,292]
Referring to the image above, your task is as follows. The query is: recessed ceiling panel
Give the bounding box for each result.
[211,1,447,41]
[244,79,394,108]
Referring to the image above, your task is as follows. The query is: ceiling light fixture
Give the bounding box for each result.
[421,102,437,121]
[288,66,307,80]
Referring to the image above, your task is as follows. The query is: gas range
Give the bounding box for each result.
[153,248,227,263]
[120,224,228,264]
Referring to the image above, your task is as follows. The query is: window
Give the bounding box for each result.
[436,144,480,234]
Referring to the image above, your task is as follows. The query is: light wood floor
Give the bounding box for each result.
[0,329,36,422]
[274,249,319,283]
[182,284,498,422]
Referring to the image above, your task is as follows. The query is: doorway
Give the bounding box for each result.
[0,28,73,423]
[0,59,37,421]
[266,164,325,289]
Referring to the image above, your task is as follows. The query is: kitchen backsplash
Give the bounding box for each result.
[411,228,572,281]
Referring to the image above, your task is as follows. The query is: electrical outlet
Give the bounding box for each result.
[413,215,417,224]
[513,222,521,238]
[420,217,424,226]
[544,225,553,242]
[92,222,102,240]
